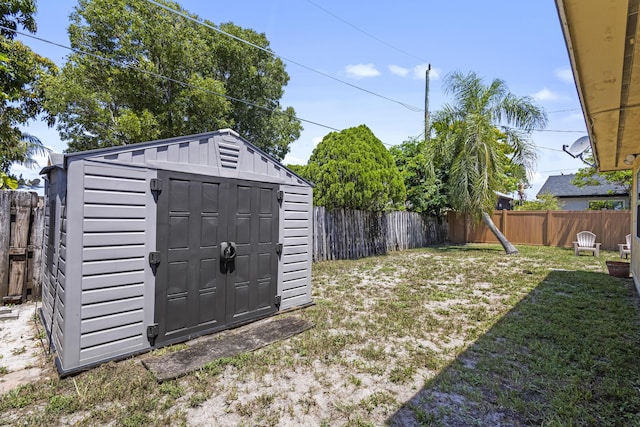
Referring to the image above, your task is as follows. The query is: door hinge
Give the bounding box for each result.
[275,243,283,257]
[149,251,161,266]
[274,295,282,309]
[277,190,284,204]
[147,323,159,346]
[150,178,162,192]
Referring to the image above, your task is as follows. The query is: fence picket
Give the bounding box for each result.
[1,191,44,303]
[312,207,446,261]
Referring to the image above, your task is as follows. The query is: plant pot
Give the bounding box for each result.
[606,260,630,278]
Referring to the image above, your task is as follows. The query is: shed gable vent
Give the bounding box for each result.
[218,141,240,169]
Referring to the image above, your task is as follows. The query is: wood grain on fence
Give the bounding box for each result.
[0,191,44,303]
[313,207,447,261]
[448,210,631,251]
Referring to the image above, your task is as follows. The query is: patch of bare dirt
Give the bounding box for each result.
[0,302,51,394]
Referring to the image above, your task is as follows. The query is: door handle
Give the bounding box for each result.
[220,241,236,262]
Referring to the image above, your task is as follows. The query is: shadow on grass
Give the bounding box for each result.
[387,270,640,426]
[434,244,505,253]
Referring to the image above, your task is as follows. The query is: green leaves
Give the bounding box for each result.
[514,192,564,210]
[306,125,406,211]
[44,0,301,158]
[430,71,547,220]
[390,137,447,216]
[0,171,18,189]
[0,1,57,173]
[0,0,37,39]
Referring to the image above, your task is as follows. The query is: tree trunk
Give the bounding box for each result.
[481,211,519,255]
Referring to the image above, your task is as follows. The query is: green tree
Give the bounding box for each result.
[572,154,632,193]
[43,0,301,159]
[0,0,55,174]
[514,192,563,210]
[430,71,547,254]
[306,125,406,211]
[389,137,448,216]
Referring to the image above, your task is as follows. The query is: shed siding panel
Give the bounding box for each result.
[82,284,145,305]
[79,163,149,366]
[84,218,146,232]
[84,205,146,219]
[82,296,144,320]
[81,309,143,334]
[84,175,147,192]
[83,232,145,247]
[79,336,144,365]
[83,245,145,261]
[280,185,313,309]
[81,322,143,348]
[83,271,145,291]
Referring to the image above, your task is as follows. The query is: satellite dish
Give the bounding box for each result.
[562,135,593,166]
[563,136,590,156]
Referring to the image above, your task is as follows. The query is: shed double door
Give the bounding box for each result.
[154,171,280,346]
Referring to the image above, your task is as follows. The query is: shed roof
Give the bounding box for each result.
[537,174,628,198]
[39,129,312,187]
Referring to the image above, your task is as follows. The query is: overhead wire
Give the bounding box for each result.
[142,0,425,113]
[547,108,581,113]
[304,0,428,64]
[2,25,342,133]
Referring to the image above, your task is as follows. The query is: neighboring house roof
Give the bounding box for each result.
[537,174,627,198]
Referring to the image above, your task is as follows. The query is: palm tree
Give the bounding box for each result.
[430,71,547,254]
[0,131,50,173]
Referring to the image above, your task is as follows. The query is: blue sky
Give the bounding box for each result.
[13,0,588,199]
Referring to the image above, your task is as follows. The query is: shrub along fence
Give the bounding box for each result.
[448,209,631,251]
[313,207,447,261]
[0,191,44,303]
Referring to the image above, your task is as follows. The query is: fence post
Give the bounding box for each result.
[545,210,550,246]
[31,196,44,299]
[0,192,10,299]
[502,210,508,238]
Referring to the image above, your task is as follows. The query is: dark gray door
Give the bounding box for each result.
[154,171,279,346]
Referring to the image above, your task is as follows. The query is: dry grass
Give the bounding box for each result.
[1,244,639,426]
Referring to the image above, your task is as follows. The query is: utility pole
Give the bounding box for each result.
[425,63,431,142]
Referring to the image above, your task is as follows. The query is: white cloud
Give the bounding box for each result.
[532,88,561,101]
[282,154,306,165]
[389,64,409,77]
[555,67,574,84]
[312,136,323,146]
[344,63,380,79]
[413,64,440,80]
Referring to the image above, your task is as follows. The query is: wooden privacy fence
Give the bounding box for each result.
[0,191,44,303]
[448,209,631,251]
[313,207,447,261]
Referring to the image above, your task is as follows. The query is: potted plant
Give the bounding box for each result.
[605,260,630,278]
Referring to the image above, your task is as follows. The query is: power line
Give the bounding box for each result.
[547,108,581,113]
[533,129,585,133]
[304,0,428,64]
[538,168,581,173]
[141,0,424,113]
[535,145,565,152]
[4,25,342,133]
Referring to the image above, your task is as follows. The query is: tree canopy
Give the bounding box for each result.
[43,0,301,159]
[429,71,547,253]
[0,0,55,174]
[389,137,448,216]
[514,192,563,210]
[305,125,405,211]
[571,154,632,194]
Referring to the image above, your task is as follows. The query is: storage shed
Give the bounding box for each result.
[40,129,313,375]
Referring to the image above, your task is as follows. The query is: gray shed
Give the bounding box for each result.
[40,129,313,375]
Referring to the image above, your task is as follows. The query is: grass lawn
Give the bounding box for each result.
[1,244,640,426]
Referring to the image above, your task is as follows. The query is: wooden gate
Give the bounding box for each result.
[0,191,44,303]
